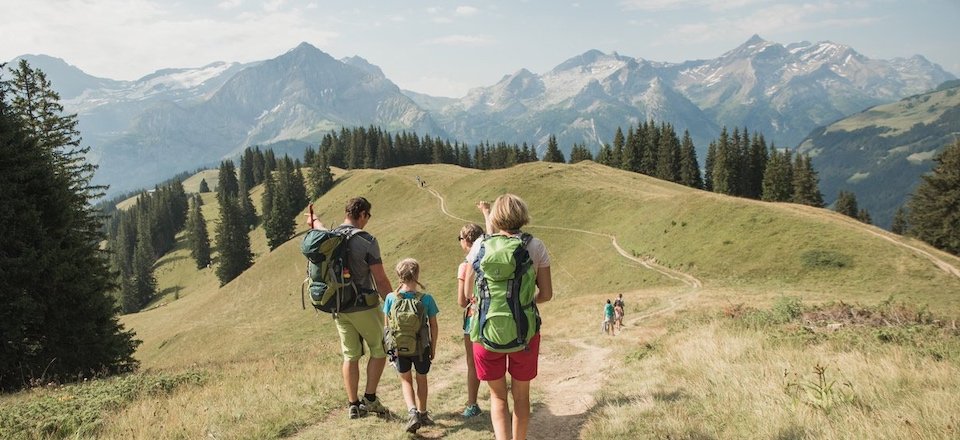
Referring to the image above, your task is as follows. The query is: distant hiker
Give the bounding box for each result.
[604,299,616,336]
[456,222,485,418]
[416,175,422,187]
[383,258,439,433]
[465,194,554,440]
[304,197,393,419]
[614,293,625,330]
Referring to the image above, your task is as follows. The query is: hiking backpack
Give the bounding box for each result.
[384,292,431,359]
[300,226,369,314]
[470,233,541,353]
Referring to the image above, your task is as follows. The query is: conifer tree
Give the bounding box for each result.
[891,206,909,235]
[217,160,239,202]
[655,126,680,182]
[639,121,659,175]
[1,62,138,389]
[215,195,253,285]
[834,190,859,218]
[187,196,211,270]
[238,176,257,229]
[595,143,614,167]
[908,140,960,255]
[308,149,335,200]
[678,130,703,189]
[129,214,157,310]
[791,153,824,207]
[568,143,593,163]
[612,128,625,169]
[711,128,737,195]
[704,142,716,191]
[745,133,769,199]
[761,147,794,202]
[542,135,565,163]
[857,208,873,225]
[198,178,210,193]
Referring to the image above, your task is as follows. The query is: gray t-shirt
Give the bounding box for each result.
[336,224,383,292]
[466,233,550,273]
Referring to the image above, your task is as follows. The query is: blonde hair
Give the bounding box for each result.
[490,193,530,233]
[395,258,426,290]
[459,223,483,244]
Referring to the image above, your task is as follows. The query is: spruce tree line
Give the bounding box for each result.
[593,122,704,190]
[903,139,960,255]
[1,60,139,390]
[105,182,189,313]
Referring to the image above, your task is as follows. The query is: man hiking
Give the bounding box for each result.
[305,197,394,419]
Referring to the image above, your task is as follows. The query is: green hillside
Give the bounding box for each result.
[798,85,960,228]
[3,162,959,439]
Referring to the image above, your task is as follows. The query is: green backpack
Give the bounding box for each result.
[385,292,430,359]
[300,226,372,314]
[470,233,541,353]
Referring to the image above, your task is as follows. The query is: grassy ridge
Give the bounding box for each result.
[3,161,959,438]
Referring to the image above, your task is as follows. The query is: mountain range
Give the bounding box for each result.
[8,35,955,196]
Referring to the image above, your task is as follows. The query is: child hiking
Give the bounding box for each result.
[614,293,625,330]
[383,258,439,434]
[465,194,553,440]
[456,223,485,418]
[604,299,616,336]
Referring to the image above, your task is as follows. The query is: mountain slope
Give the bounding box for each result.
[797,84,960,228]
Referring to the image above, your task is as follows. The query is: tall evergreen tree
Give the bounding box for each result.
[595,143,614,167]
[308,149,335,200]
[857,208,873,225]
[198,178,210,193]
[187,196,212,269]
[655,126,680,182]
[761,147,794,202]
[704,141,716,191]
[216,160,239,202]
[834,190,859,218]
[129,214,157,311]
[568,143,594,163]
[678,130,703,189]
[908,140,960,255]
[542,135,565,163]
[214,195,253,285]
[791,153,824,207]
[891,206,909,235]
[612,127,625,169]
[1,61,139,390]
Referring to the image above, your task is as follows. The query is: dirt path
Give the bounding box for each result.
[423,182,702,439]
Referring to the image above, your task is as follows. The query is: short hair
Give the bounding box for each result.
[345,197,371,220]
[459,223,484,244]
[489,193,530,233]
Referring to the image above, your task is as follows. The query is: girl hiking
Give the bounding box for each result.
[604,299,616,336]
[466,194,554,440]
[456,223,485,418]
[383,258,439,434]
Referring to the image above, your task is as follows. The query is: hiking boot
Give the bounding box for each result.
[361,396,389,417]
[347,403,366,419]
[462,403,481,418]
[405,408,421,433]
[419,410,435,426]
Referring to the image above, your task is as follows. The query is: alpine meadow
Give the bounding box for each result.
[3,6,960,438]
[2,157,959,438]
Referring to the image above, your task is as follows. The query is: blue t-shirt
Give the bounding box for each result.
[604,303,614,318]
[383,290,440,318]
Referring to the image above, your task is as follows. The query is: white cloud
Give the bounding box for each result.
[218,0,242,9]
[263,0,284,12]
[422,34,492,46]
[620,0,769,12]
[0,0,338,80]
[455,6,479,16]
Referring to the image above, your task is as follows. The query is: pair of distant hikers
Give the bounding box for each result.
[303,193,553,439]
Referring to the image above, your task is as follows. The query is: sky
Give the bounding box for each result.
[2,0,958,98]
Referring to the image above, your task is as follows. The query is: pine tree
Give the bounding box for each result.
[187,196,211,270]
[1,61,139,390]
[891,206,909,235]
[711,128,737,195]
[130,214,157,310]
[542,135,565,163]
[655,126,680,182]
[791,153,824,207]
[308,149,335,200]
[678,130,703,189]
[908,139,960,255]
[761,147,794,202]
[857,208,873,225]
[834,191,859,218]
[215,195,253,285]
[217,160,239,203]
[595,143,614,167]
[612,128,625,169]
[568,143,593,163]
[198,178,210,193]
[704,141,716,191]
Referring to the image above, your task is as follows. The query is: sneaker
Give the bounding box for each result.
[462,403,481,418]
[347,403,366,419]
[405,408,421,433]
[419,410,435,426]
[361,396,389,417]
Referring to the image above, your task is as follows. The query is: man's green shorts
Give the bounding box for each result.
[335,307,386,361]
